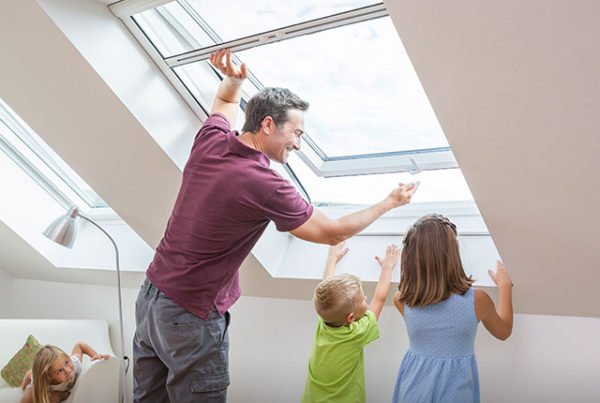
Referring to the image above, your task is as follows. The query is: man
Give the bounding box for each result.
[133,49,419,402]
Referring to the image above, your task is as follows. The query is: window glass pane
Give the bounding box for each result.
[173,62,221,111]
[184,0,378,44]
[174,60,260,121]
[287,152,473,206]
[237,16,447,158]
[133,0,380,58]
[133,2,215,58]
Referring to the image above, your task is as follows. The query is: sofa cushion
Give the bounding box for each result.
[1,335,42,387]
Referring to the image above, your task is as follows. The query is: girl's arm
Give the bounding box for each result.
[19,387,33,403]
[392,291,405,316]
[475,261,514,340]
[369,245,400,319]
[49,391,69,403]
[72,342,111,362]
[20,369,32,390]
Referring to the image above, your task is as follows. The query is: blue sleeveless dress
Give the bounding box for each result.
[392,288,480,403]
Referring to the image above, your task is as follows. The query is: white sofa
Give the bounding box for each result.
[0,319,120,403]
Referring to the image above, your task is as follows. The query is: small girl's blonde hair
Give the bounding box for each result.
[31,345,70,403]
[313,273,362,326]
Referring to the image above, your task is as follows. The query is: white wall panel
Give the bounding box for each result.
[4,278,599,403]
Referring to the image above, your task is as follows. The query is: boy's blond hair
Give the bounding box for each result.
[313,273,362,326]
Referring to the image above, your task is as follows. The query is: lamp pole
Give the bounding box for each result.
[43,207,127,403]
[76,214,127,402]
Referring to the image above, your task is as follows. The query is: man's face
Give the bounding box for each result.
[267,109,305,164]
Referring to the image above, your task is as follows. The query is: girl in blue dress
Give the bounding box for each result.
[392,214,513,403]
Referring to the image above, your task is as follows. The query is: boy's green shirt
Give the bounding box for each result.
[302,310,379,403]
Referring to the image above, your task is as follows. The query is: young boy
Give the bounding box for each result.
[302,241,400,403]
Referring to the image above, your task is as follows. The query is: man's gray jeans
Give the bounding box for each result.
[133,278,230,402]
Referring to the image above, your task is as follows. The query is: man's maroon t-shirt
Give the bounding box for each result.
[147,113,313,319]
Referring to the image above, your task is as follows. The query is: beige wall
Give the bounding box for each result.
[230,297,600,403]
[0,267,12,317]
[476,314,600,402]
[3,278,599,403]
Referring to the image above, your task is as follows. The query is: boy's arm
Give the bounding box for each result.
[475,261,514,340]
[369,244,400,319]
[323,241,349,279]
[72,342,111,362]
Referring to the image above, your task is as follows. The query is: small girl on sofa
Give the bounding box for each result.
[20,342,110,403]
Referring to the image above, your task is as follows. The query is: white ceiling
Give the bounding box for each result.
[0,0,598,317]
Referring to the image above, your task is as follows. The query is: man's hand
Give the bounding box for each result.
[210,49,247,84]
[375,244,400,272]
[209,49,248,121]
[387,181,420,208]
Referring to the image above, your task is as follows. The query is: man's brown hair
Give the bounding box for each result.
[397,214,473,307]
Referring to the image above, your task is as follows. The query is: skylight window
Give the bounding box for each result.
[235,17,448,157]
[0,98,108,211]
[113,0,473,206]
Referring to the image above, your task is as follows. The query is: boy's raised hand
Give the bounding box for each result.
[375,244,400,271]
[328,241,349,264]
[370,244,400,319]
[323,241,349,279]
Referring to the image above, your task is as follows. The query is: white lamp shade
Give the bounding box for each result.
[43,207,79,248]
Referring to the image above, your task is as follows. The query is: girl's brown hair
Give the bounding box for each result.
[398,214,473,307]
[31,345,69,403]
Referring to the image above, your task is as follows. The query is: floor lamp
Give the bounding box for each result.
[43,206,127,403]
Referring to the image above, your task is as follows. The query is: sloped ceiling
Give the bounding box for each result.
[0,0,598,317]
[384,0,600,317]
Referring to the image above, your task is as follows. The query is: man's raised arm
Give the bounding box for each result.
[209,49,248,126]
